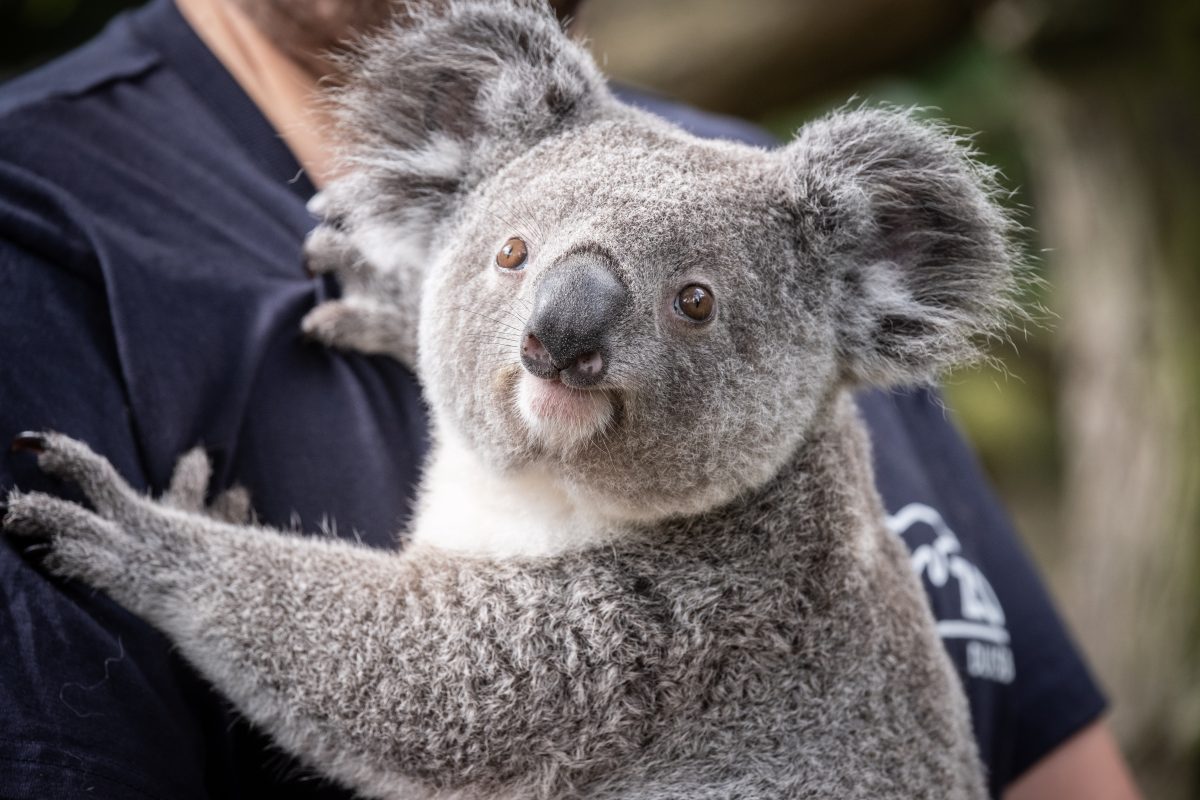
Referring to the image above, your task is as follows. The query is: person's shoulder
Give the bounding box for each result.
[611,84,780,148]
[0,4,164,247]
[0,11,159,124]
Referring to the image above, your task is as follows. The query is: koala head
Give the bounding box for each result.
[329,0,1017,522]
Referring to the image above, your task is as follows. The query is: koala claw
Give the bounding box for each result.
[11,432,46,454]
[10,431,143,520]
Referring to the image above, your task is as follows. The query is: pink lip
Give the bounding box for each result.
[527,377,598,421]
[516,371,615,444]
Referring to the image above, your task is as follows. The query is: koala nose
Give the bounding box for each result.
[521,255,627,387]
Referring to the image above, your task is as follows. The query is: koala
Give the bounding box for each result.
[4,1,1018,798]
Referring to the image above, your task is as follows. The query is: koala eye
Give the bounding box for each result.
[675,284,715,323]
[496,237,528,270]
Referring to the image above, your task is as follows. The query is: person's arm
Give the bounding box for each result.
[1004,719,1142,800]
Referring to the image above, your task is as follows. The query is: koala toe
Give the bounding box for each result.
[12,431,142,521]
[5,492,133,588]
[302,299,412,361]
[211,485,255,525]
[303,225,370,284]
[163,447,214,513]
[4,488,124,545]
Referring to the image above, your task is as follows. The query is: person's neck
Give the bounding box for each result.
[174,0,335,187]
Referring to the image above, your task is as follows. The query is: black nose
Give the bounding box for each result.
[521,254,627,387]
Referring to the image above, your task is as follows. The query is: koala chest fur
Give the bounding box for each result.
[370,395,982,799]
[410,429,621,557]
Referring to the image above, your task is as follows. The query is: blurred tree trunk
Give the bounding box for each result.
[576,0,986,116]
[1014,1,1200,796]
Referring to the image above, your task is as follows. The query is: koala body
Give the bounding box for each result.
[5,1,1018,798]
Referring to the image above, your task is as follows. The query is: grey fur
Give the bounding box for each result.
[5,1,1020,797]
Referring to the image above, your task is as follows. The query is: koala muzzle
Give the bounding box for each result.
[521,255,627,388]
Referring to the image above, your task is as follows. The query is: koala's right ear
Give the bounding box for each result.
[323,0,609,225]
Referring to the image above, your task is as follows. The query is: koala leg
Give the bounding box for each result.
[302,212,419,368]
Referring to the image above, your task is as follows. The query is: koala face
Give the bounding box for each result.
[419,118,840,519]
[333,1,1017,523]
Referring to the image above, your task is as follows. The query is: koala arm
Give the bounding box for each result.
[3,433,653,799]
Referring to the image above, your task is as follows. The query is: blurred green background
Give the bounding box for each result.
[0,0,141,76]
[2,0,1197,796]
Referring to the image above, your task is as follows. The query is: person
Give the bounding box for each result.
[0,0,1140,798]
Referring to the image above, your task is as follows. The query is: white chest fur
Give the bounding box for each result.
[409,433,624,558]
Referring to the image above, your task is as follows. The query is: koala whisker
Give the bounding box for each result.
[462,336,520,347]
[472,350,521,361]
[452,306,527,335]
[484,203,552,248]
[461,334,521,347]
[498,306,530,329]
[483,207,545,249]
[475,347,522,359]
[588,418,621,466]
[461,331,520,340]
[463,341,520,350]
[480,357,523,371]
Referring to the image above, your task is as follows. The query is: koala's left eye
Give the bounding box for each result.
[675,284,715,323]
[496,237,528,270]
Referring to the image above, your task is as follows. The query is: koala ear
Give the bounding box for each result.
[780,107,1020,387]
[328,0,608,213]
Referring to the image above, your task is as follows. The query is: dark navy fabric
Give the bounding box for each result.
[0,2,1104,798]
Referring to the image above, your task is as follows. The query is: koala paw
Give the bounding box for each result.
[302,224,416,362]
[302,194,419,366]
[301,297,413,358]
[3,433,249,601]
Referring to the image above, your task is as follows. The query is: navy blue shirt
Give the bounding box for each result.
[0,2,1104,798]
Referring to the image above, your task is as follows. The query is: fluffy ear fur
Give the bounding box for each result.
[301,1,611,364]
[781,107,1020,386]
[325,0,609,219]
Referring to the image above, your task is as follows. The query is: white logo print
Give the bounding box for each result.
[887,503,1015,684]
